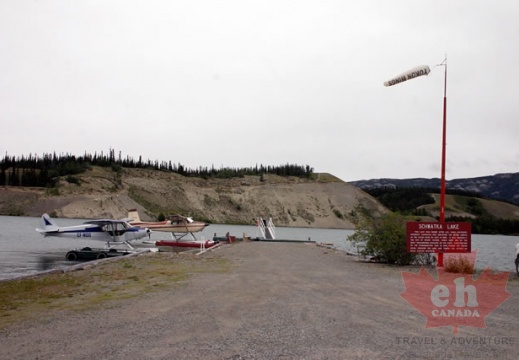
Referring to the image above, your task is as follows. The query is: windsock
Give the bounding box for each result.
[383,65,431,87]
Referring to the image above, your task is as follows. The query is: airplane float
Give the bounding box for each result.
[35,213,151,250]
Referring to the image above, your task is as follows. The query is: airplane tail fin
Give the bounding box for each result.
[127,209,141,223]
[36,213,60,234]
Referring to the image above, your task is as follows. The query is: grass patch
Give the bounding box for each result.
[317,173,342,183]
[444,255,474,274]
[0,252,231,329]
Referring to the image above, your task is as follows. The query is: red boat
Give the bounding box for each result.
[155,239,219,249]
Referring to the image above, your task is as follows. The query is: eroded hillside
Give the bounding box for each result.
[0,167,386,229]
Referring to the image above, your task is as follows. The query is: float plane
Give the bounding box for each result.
[36,213,151,249]
[127,209,216,249]
[126,209,209,234]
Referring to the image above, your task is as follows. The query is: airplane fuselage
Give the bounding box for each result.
[41,225,145,243]
[36,214,150,245]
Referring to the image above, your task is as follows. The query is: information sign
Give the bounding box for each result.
[406,222,471,253]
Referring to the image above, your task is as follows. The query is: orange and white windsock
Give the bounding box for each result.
[383,65,431,87]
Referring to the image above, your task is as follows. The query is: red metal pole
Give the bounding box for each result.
[438,59,447,267]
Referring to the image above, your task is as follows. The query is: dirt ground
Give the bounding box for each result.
[1,242,518,359]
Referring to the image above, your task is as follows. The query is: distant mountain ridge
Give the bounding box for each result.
[349,172,519,205]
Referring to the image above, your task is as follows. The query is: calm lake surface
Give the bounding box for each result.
[1,215,518,281]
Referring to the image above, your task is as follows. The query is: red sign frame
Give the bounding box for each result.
[406,221,471,253]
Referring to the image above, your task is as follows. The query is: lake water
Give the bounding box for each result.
[1,215,518,281]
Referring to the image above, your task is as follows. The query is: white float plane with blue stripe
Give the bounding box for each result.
[36,213,151,249]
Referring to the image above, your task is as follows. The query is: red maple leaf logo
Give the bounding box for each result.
[401,249,511,334]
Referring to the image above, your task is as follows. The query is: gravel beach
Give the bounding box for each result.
[1,242,518,359]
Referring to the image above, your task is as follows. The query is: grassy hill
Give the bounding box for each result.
[364,187,519,234]
[422,194,519,220]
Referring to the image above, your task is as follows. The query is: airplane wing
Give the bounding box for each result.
[85,219,121,226]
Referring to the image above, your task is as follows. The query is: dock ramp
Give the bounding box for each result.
[257,217,276,240]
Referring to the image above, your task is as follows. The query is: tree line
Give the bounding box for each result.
[0,149,314,187]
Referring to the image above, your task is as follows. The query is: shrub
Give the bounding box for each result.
[333,208,344,219]
[348,209,416,265]
[66,175,80,185]
[46,187,60,196]
[444,255,474,274]
[111,164,122,173]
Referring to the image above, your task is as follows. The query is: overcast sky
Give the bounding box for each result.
[1,1,518,182]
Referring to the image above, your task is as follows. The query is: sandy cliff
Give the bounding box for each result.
[0,167,387,228]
